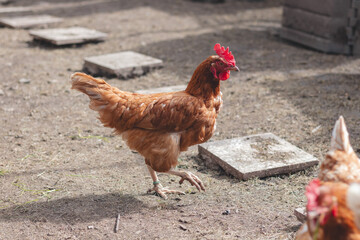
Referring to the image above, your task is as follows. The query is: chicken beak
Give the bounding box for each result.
[227,65,240,72]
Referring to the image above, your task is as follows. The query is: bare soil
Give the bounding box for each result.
[0,0,360,239]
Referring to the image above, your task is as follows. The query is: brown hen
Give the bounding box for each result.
[296,116,360,240]
[319,116,360,183]
[71,43,239,198]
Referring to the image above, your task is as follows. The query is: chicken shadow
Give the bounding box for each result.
[0,192,146,224]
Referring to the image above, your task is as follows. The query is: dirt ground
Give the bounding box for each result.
[0,0,360,239]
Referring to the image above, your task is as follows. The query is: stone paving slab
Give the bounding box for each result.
[294,207,306,222]
[0,15,62,29]
[198,133,318,180]
[29,27,107,46]
[135,85,186,94]
[84,51,163,79]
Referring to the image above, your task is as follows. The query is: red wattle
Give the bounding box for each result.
[219,71,230,81]
[332,206,338,217]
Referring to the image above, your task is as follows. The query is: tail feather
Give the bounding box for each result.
[71,72,108,92]
[71,72,123,128]
[330,116,354,154]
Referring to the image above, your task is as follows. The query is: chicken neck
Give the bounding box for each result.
[185,59,220,100]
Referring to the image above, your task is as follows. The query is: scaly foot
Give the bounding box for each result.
[177,171,205,192]
[147,183,185,199]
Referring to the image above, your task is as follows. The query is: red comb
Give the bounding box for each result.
[214,43,236,66]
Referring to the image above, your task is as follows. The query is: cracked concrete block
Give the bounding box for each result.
[198,133,318,180]
[0,15,62,28]
[84,51,163,79]
[294,207,307,222]
[29,27,107,46]
[135,85,186,94]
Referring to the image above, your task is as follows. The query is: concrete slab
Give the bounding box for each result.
[294,207,307,222]
[135,85,186,94]
[0,15,63,29]
[29,27,107,46]
[198,133,318,180]
[84,51,163,79]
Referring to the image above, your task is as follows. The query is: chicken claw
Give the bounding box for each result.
[147,184,185,199]
[178,171,205,192]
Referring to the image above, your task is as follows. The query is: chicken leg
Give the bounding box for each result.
[146,165,185,199]
[146,166,205,199]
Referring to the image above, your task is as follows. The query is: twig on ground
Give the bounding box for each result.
[114,213,120,233]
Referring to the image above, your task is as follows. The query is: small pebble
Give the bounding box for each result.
[179,219,189,223]
[87,226,94,229]
[19,78,30,84]
[0,89,4,96]
[47,79,58,84]
[222,210,230,215]
[179,224,187,231]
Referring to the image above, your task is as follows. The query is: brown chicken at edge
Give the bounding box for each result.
[71,43,239,198]
[296,117,360,240]
[319,116,360,183]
